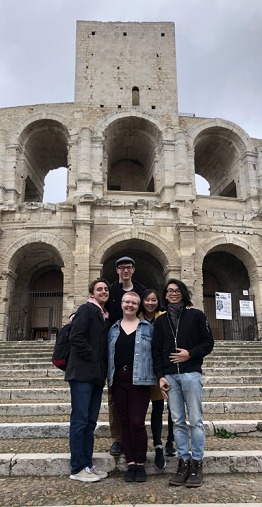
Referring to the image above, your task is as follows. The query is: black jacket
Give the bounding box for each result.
[107,279,146,324]
[65,302,111,387]
[152,307,214,379]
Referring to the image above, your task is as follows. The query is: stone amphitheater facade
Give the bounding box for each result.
[0,21,261,342]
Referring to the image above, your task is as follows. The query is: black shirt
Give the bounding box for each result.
[114,327,135,369]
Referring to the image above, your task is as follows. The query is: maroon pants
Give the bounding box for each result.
[111,369,150,464]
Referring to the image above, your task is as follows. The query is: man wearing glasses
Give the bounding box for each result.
[152,279,213,488]
[106,256,146,456]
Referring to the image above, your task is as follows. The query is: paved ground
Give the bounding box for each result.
[1,435,262,454]
[0,472,261,506]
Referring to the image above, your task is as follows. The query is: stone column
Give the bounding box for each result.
[73,201,93,308]
[0,268,18,341]
[5,143,19,204]
[0,130,7,203]
[75,128,93,199]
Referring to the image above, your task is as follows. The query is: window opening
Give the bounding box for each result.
[132,86,139,106]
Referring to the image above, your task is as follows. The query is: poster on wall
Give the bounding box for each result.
[215,292,232,320]
[239,300,254,317]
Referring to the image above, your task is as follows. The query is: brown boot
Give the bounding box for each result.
[169,457,190,486]
[185,459,203,487]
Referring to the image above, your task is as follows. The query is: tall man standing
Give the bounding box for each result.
[106,256,146,456]
[152,279,214,488]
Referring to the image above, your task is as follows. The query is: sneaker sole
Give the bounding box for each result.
[96,472,108,479]
[185,482,203,488]
[69,474,100,483]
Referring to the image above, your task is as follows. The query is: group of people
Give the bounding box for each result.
[65,256,214,487]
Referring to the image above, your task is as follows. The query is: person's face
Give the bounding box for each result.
[165,283,183,304]
[143,293,158,314]
[116,263,135,281]
[121,294,140,316]
[91,282,109,306]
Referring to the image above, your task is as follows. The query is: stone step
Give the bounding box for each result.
[2,366,262,378]
[0,450,262,476]
[0,368,63,378]
[1,374,262,388]
[1,400,262,418]
[0,385,261,402]
[0,420,261,439]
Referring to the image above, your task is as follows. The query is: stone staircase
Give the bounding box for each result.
[0,340,261,478]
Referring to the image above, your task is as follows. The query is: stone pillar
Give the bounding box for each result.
[241,151,259,198]
[178,224,197,301]
[75,128,93,199]
[73,201,93,308]
[256,150,262,195]
[0,268,18,341]
[5,143,19,204]
[173,131,193,200]
[0,130,7,203]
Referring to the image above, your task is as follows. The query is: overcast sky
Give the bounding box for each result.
[1,0,261,201]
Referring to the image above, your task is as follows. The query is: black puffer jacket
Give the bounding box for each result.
[65,303,111,387]
[152,307,214,379]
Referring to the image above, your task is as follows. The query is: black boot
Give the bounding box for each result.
[185,459,203,487]
[169,457,190,486]
[154,446,166,469]
[124,464,136,482]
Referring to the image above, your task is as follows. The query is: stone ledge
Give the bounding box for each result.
[0,420,262,439]
[0,450,261,476]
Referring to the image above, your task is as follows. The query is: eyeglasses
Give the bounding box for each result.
[122,300,139,306]
[117,266,133,271]
[166,289,181,295]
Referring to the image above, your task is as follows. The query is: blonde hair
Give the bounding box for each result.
[121,291,141,305]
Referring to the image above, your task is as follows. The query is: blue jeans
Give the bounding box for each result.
[69,380,103,474]
[166,372,204,461]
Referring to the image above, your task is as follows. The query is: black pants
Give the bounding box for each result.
[151,399,174,447]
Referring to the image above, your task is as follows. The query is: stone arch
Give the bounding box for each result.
[2,232,74,341]
[195,234,260,341]
[94,111,175,194]
[9,115,70,204]
[95,110,172,140]
[4,231,74,272]
[187,118,254,153]
[187,119,255,198]
[10,111,71,144]
[91,229,178,268]
[90,229,179,291]
[195,234,259,279]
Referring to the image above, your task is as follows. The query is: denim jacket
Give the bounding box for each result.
[108,318,157,387]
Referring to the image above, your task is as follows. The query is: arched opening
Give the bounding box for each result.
[132,86,139,106]
[101,238,167,293]
[104,116,162,192]
[203,250,257,341]
[7,243,64,341]
[18,119,69,204]
[194,127,245,198]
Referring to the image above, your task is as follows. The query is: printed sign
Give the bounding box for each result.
[215,292,232,320]
[239,300,254,317]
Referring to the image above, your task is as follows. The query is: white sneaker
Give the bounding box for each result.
[90,465,108,479]
[70,468,100,482]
